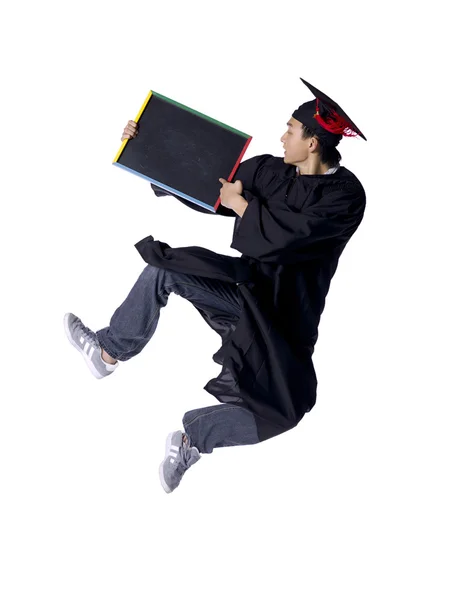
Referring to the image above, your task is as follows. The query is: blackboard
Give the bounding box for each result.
[113,91,252,213]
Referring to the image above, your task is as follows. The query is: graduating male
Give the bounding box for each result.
[64,78,367,493]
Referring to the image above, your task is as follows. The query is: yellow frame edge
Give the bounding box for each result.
[112,90,154,163]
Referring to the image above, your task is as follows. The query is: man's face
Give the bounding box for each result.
[280,117,315,164]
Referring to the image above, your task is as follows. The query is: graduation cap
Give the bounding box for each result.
[292,77,367,143]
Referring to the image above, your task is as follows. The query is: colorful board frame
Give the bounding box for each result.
[113,91,252,213]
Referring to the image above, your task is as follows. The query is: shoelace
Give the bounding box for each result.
[178,439,198,471]
[76,320,99,348]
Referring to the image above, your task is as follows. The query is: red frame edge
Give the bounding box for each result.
[214,136,253,212]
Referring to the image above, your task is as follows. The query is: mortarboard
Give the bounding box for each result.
[292,77,367,143]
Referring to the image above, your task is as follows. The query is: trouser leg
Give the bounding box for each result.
[96,265,169,360]
[96,264,242,361]
[182,404,260,454]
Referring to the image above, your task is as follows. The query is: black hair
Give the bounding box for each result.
[301,123,342,168]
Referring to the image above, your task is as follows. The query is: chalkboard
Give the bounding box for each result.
[113,91,252,213]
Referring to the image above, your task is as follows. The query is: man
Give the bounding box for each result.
[64,78,367,493]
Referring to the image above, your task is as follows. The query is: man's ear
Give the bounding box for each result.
[309,137,319,151]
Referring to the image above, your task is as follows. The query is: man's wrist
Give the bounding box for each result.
[232,195,249,217]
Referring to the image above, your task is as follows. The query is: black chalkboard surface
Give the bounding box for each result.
[113,91,252,213]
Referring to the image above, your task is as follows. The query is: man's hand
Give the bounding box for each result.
[121,120,138,141]
[218,178,244,210]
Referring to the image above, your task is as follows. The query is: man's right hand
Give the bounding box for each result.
[121,120,139,141]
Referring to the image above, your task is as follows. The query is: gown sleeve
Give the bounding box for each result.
[150,183,235,215]
[230,184,366,264]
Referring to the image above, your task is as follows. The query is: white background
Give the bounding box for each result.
[1,1,448,598]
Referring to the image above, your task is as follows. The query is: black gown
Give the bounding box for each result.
[136,154,366,441]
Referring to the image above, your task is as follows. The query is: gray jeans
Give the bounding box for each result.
[96,265,260,454]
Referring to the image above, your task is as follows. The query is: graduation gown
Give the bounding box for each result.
[136,154,366,441]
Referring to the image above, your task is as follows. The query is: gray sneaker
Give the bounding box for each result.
[159,431,201,493]
[63,313,119,379]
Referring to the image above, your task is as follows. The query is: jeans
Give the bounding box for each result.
[96,265,260,454]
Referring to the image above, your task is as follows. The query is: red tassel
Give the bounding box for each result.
[313,99,358,137]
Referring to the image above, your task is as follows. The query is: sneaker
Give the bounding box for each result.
[159,431,201,493]
[63,313,119,379]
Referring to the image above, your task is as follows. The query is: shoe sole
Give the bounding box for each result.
[63,313,104,380]
[159,431,177,494]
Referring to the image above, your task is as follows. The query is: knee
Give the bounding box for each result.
[134,265,166,290]
[139,264,182,296]
[140,264,163,281]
